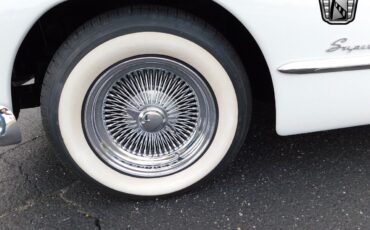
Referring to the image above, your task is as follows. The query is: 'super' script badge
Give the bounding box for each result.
[327,38,370,53]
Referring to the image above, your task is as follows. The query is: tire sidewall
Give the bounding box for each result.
[42,11,251,197]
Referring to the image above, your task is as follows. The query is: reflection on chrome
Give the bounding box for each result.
[0,106,22,146]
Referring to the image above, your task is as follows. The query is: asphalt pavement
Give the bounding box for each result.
[1,102,370,230]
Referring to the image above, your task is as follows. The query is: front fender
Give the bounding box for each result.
[0,0,65,110]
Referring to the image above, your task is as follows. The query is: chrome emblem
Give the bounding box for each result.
[319,0,358,24]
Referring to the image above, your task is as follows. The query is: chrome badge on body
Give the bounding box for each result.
[319,0,358,24]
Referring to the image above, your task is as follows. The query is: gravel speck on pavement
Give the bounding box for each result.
[1,102,370,229]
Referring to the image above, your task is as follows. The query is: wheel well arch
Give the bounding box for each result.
[12,0,274,110]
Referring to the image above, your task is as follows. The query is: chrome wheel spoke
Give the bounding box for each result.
[83,56,217,177]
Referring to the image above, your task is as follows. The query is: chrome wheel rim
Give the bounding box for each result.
[83,56,217,178]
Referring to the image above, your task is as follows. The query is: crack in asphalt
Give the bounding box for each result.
[1,152,44,196]
[59,182,102,230]
[0,199,36,220]
[0,133,101,228]
[18,163,43,196]
[0,181,100,228]
[0,135,46,196]
[0,135,45,157]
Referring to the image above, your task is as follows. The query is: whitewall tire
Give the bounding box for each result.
[41,6,251,197]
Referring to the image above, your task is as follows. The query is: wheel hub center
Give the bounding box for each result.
[138,107,167,132]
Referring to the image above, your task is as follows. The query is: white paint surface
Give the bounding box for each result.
[2,0,370,135]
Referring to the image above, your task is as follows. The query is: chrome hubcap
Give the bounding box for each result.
[83,56,217,177]
[137,107,167,132]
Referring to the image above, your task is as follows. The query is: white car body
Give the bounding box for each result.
[1,0,370,136]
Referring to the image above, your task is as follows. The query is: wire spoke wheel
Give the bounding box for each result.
[43,7,249,196]
[83,56,218,177]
